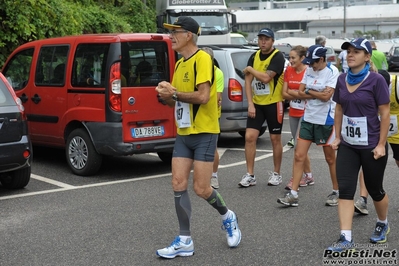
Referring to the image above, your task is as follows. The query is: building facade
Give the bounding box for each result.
[232,3,399,41]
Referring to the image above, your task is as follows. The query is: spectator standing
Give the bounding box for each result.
[328,38,390,251]
[277,45,339,207]
[155,16,241,259]
[239,28,286,187]
[201,46,225,189]
[337,50,349,73]
[370,40,388,70]
[281,45,314,189]
[315,35,327,46]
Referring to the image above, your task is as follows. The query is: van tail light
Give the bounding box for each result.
[228,78,243,102]
[109,62,122,112]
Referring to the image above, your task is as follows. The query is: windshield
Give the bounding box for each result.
[169,13,229,35]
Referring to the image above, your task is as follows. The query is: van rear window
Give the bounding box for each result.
[121,42,170,87]
[231,52,253,79]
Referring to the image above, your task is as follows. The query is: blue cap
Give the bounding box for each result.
[257,28,274,39]
[341,38,372,55]
[302,45,327,65]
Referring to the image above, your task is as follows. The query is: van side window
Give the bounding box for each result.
[2,48,34,91]
[72,44,110,87]
[35,45,69,86]
[121,42,169,87]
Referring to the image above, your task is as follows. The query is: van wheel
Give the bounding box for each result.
[66,128,102,176]
[238,126,267,138]
[0,167,31,189]
[157,151,173,164]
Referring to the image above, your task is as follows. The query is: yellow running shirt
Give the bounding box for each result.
[251,49,284,105]
[172,50,220,135]
[388,75,399,144]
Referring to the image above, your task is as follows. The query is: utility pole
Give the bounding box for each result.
[343,0,347,38]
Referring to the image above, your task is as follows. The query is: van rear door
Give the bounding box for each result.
[120,40,176,143]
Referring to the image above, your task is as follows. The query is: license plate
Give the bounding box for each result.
[131,126,164,138]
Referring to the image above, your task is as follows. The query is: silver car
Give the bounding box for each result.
[211,46,267,137]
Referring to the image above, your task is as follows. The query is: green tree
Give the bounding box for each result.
[0,0,156,67]
[353,30,363,38]
[365,30,381,39]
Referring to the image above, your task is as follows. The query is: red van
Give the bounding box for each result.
[1,34,177,176]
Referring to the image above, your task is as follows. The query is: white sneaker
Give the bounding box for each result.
[268,172,282,186]
[354,197,368,215]
[211,176,219,189]
[222,211,241,248]
[156,236,194,259]
[238,173,256,187]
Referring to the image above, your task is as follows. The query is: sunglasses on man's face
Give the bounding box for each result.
[169,30,188,36]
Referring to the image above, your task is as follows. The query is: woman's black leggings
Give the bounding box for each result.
[336,143,388,201]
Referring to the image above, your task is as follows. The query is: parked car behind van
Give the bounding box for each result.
[202,45,267,137]
[0,72,32,189]
[2,34,177,176]
[325,45,338,65]
[387,43,399,71]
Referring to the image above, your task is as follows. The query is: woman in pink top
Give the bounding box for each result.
[281,45,314,189]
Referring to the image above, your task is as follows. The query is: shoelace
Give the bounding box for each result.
[242,175,253,182]
[332,235,354,250]
[269,172,280,180]
[327,192,337,199]
[169,236,181,248]
[222,217,235,237]
[373,223,385,235]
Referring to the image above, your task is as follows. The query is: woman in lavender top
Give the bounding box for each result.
[328,38,390,251]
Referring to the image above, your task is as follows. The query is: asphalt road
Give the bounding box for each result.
[0,114,398,266]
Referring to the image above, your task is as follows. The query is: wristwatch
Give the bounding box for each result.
[172,91,178,101]
[305,88,310,94]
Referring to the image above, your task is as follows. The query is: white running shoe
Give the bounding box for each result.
[238,173,256,187]
[326,191,339,206]
[354,197,368,215]
[222,211,241,248]
[156,236,194,259]
[211,176,220,189]
[268,172,282,186]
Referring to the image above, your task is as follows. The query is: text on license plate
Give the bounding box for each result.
[131,126,164,138]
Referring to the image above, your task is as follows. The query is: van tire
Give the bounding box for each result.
[0,167,31,189]
[238,126,267,138]
[157,151,173,164]
[66,128,102,176]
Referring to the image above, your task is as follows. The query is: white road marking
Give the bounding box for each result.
[31,174,76,188]
[0,144,293,201]
[0,173,171,201]
[219,145,292,168]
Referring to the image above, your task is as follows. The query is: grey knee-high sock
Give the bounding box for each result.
[174,190,191,236]
[206,189,228,215]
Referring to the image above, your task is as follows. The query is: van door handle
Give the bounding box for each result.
[31,94,41,104]
[20,93,29,103]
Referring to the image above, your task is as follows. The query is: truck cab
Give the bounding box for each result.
[156,0,237,45]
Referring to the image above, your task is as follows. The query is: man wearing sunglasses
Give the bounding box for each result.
[155,16,241,259]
